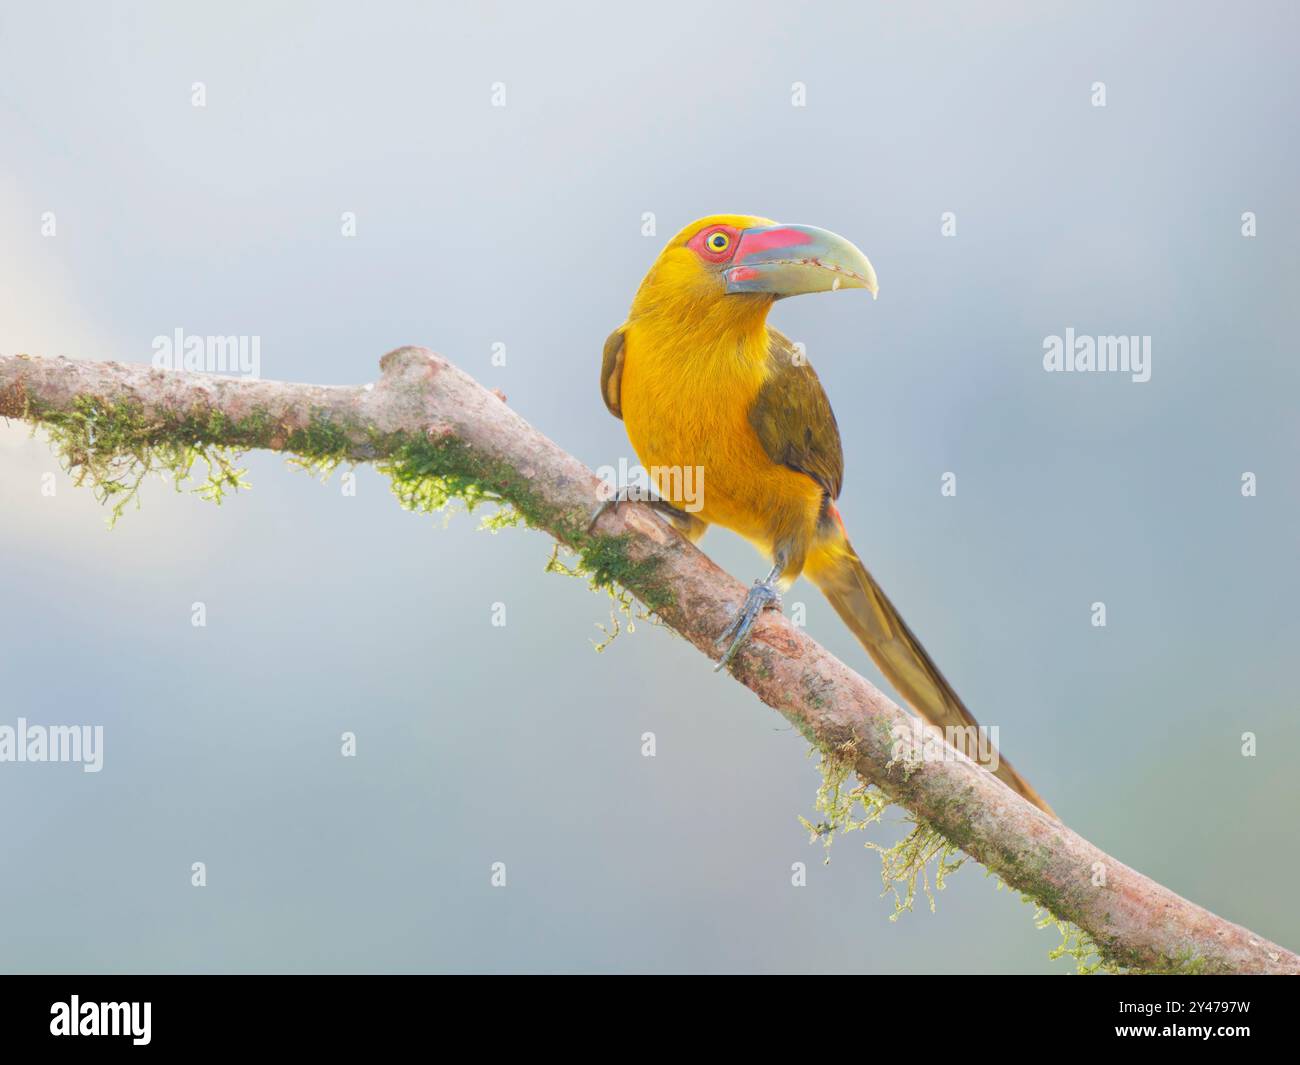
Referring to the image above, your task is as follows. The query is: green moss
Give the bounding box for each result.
[996,885,1117,974]
[574,533,673,614]
[284,416,352,465]
[20,392,672,634]
[374,433,675,633]
[369,432,595,543]
[34,396,251,526]
[377,436,518,526]
[545,547,625,651]
[1003,890,1213,974]
[798,745,963,917]
[797,743,1221,974]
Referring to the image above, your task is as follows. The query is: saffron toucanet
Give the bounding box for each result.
[599,214,1054,816]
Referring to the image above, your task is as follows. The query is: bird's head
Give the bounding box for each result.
[630,213,878,326]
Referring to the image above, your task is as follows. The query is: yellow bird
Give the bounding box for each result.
[600,214,1054,816]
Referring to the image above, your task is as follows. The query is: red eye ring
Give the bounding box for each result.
[689,224,740,262]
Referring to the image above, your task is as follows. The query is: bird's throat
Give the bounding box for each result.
[630,296,774,379]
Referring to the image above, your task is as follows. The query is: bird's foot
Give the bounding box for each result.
[587,496,622,534]
[714,578,782,672]
[589,485,697,536]
[587,483,649,534]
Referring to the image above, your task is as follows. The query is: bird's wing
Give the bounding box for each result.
[748,329,844,500]
[600,326,626,419]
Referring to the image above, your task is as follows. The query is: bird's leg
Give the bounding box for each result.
[714,563,784,672]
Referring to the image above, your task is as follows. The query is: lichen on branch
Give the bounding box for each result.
[12,377,672,624]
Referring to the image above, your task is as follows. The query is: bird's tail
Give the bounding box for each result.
[804,525,1055,817]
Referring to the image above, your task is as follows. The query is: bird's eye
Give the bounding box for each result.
[705,231,731,253]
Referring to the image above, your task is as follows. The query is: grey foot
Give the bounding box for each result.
[714,578,782,672]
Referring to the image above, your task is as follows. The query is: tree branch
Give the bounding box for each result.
[2,347,1294,974]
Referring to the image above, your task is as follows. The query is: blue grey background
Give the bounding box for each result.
[1,1,1296,973]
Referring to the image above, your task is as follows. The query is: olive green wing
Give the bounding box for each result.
[748,329,844,499]
[600,326,626,419]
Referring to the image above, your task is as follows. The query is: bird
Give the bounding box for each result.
[598,214,1054,816]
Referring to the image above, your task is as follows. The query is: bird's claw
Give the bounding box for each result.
[587,483,647,533]
[714,578,782,672]
[589,484,691,536]
[587,496,622,534]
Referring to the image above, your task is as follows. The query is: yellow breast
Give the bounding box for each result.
[619,318,823,557]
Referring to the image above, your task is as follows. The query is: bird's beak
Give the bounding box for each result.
[723,224,878,299]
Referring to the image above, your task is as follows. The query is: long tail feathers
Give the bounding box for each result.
[806,532,1055,817]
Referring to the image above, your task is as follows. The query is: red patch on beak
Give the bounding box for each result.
[727,266,760,283]
[733,226,810,260]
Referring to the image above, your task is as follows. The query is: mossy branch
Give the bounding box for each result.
[1,347,1295,975]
